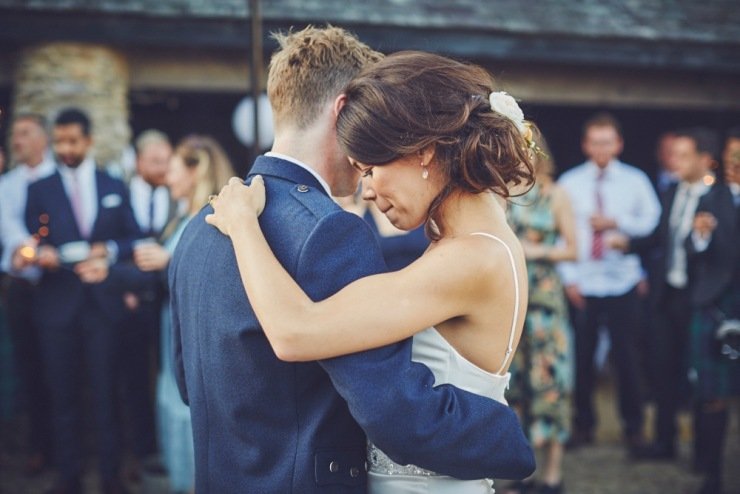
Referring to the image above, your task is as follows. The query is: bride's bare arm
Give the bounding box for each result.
[206,177,492,362]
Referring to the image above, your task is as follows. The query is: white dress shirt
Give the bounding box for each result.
[129,175,170,235]
[558,160,661,297]
[667,180,709,288]
[58,157,120,262]
[264,151,332,196]
[58,156,98,238]
[0,155,56,276]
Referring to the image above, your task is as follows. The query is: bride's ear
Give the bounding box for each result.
[418,145,436,167]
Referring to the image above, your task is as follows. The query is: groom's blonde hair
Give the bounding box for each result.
[267,25,382,130]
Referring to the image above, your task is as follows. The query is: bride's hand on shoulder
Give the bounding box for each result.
[205,175,266,237]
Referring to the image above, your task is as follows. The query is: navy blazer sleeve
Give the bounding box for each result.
[295,210,535,480]
[686,186,735,262]
[169,242,188,406]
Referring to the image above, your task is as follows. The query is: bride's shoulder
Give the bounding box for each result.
[422,234,514,278]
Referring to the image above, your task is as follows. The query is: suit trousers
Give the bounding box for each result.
[39,302,122,482]
[651,283,692,449]
[5,277,52,457]
[572,287,644,437]
[118,299,158,459]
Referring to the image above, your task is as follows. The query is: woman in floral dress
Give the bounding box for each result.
[507,130,577,494]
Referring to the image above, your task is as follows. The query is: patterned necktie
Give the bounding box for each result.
[147,189,156,237]
[591,169,606,259]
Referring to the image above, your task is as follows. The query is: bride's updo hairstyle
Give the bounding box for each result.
[336,51,535,240]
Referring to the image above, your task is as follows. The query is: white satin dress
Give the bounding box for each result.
[367,233,521,494]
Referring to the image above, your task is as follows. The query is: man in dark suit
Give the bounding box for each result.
[117,129,173,479]
[685,128,740,494]
[169,26,534,493]
[610,127,718,460]
[23,108,142,494]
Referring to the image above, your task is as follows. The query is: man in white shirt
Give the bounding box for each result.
[0,113,56,474]
[128,130,172,238]
[118,129,173,478]
[558,113,661,454]
[611,128,717,461]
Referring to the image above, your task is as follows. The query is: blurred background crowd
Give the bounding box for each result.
[0,1,738,494]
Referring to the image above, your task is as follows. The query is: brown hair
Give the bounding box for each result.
[532,127,556,179]
[174,135,234,217]
[267,25,383,129]
[13,112,48,132]
[336,51,535,240]
[582,112,623,139]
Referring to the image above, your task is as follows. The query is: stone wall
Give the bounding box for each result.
[12,42,130,166]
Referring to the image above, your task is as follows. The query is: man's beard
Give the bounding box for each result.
[57,154,84,168]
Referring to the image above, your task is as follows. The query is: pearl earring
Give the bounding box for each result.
[421,162,429,180]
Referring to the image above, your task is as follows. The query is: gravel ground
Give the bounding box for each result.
[1,379,738,494]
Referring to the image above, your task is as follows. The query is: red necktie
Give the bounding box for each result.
[591,170,605,259]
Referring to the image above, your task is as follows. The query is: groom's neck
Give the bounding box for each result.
[271,128,333,184]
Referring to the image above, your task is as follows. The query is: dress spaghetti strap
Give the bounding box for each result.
[470,232,521,375]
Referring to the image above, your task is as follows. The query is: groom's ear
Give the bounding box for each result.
[333,94,347,118]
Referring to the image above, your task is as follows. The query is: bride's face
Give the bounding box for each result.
[351,154,443,231]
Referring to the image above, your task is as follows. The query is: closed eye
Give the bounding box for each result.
[350,160,373,178]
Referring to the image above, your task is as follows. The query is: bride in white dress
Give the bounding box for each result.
[206,51,536,493]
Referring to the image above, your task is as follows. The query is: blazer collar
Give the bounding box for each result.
[247,155,330,197]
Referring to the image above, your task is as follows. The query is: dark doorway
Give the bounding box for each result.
[129,90,254,178]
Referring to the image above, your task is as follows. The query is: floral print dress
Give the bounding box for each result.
[508,185,574,445]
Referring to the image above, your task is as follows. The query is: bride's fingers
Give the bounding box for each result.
[228,176,243,186]
[250,175,265,192]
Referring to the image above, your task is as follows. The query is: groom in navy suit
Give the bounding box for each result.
[170,27,534,493]
[24,108,142,494]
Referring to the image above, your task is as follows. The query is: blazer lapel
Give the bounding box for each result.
[49,171,84,240]
[247,155,329,196]
[90,170,105,239]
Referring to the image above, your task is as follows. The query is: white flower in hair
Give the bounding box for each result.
[488,91,526,134]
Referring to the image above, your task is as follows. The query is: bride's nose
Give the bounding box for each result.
[361,179,376,201]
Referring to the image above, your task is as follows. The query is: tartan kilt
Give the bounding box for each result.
[689,288,740,401]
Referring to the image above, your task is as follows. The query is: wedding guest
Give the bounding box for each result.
[132,135,233,493]
[655,132,679,194]
[558,113,660,455]
[506,129,577,494]
[0,113,56,475]
[685,128,739,494]
[24,108,141,494]
[118,129,173,480]
[609,127,716,460]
